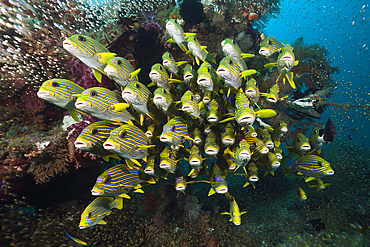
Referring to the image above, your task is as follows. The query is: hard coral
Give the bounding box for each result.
[140,11,164,33]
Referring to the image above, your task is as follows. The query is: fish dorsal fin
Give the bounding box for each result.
[96,52,116,64]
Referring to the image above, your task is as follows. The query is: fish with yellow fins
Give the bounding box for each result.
[264,44,299,89]
[285,133,311,158]
[166,19,196,52]
[221,192,247,225]
[259,37,285,62]
[63,35,116,83]
[221,38,255,72]
[37,79,85,121]
[79,196,123,229]
[104,57,141,87]
[162,52,187,77]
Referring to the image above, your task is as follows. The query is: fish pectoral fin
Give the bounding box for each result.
[317,149,321,154]
[294,60,299,66]
[265,126,274,133]
[97,52,116,64]
[220,212,231,215]
[183,135,195,142]
[69,109,79,122]
[256,109,277,118]
[240,211,247,215]
[184,32,197,38]
[208,188,216,196]
[119,193,131,199]
[147,82,156,87]
[93,70,103,83]
[102,156,110,162]
[286,72,296,89]
[130,68,141,79]
[239,69,257,79]
[167,38,175,43]
[97,220,107,225]
[111,103,130,112]
[196,57,200,65]
[274,140,281,148]
[188,169,195,176]
[176,61,188,67]
[264,62,277,68]
[241,53,255,58]
[125,159,141,169]
[134,189,144,193]
[243,182,250,187]
[136,145,155,151]
[305,177,316,183]
[219,117,235,123]
[169,79,183,84]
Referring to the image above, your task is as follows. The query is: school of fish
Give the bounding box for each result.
[37,19,336,228]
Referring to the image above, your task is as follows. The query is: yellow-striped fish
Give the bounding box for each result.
[256,127,274,149]
[143,154,168,179]
[221,38,255,72]
[74,121,121,161]
[260,83,286,104]
[208,163,228,196]
[104,57,140,87]
[159,117,191,146]
[75,87,135,124]
[273,147,283,161]
[166,19,196,52]
[204,130,219,157]
[206,99,220,125]
[148,63,181,89]
[297,186,307,200]
[186,144,207,174]
[159,147,178,173]
[37,79,85,121]
[181,90,201,119]
[234,139,251,169]
[103,124,152,161]
[245,136,269,159]
[79,196,123,229]
[183,64,198,90]
[259,37,284,60]
[241,126,257,138]
[187,36,214,65]
[91,164,154,198]
[289,155,334,181]
[192,127,203,146]
[256,151,281,177]
[286,133,311,157]
[244,77,260,105]
[267,120,288,147]
[221,123,235,147]
[197,61,219,92]
[63,35,116,83]
[307,178,330,191]
[153,88,179,118]
[216,56,243,91]
[162,51,187,76]
[308,127,325,154]
[220,192,246,225]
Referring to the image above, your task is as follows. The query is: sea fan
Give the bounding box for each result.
[140,11,164,33]
[183,195,202,221]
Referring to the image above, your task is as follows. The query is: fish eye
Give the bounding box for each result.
[191,95,194,101]
[169,153,172,159]
[279,49,283,53]
[163,89,167,94]
[228,59,233,65]
[194,37,197,41]
[51,81,59,87]
[103,175,111,184]
[120,131,127,138]
[159,66,163,71]
[232,39,236,44]
[135,83,141,89]
[268,40,272,45]
[171,126,176,131]
[117,60,122,65]
[278,122,281,126]
[90,91,97,96]
[207,68,210,73]
[88,212,92,218]
[292,48,295,53]
[91,129,98,135]
[297,137,301,142]
[78,36,86,42]
[169,54,172,58]
[318,162,322,167]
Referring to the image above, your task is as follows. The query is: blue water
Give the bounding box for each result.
[265,0,370,146]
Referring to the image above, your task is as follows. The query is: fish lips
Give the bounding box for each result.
[75,100,92,110]
[300,144,311,152]
[176,185,186,192]
[237,115,255,126]
[103,141,117,150]
[121,90,134,101]
[259,48,272,56]
[79,225,87,229]
[91,189,103,196]
[238,152,251,160]
[222,138,235,145]
[74,140,91,149]
[265,142,275,149]
[182,104,194,112]
[325,170,334,176]
[216,67,230,77]
[104,66,117,76]
[266,97,277,103]
[205,148,219,156]
[159,162,170,168]
[144,168,154,175]
[159,135,172,143]
[184,74,193,80]
[207,115,219,123]
[271,161,281,169]
[37,90,54,100]
[280,55,294,61]
[197,77,212,88]
[249,175,259,182]
[245,89,257,97]
[215,186,228,194]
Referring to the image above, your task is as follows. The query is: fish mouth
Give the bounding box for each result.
[216,68,229,75]
[145,132,153,138]
[265,142,274,149]
[239,152,250,159]
[184,74,193,80]
[79,225,87,229]
[74,140,89,149]
[202,97,210,104]
[325,170,334,176]
[205,148,219,156]
[272,161,281,169]
[276,154,282,160]
[280,127,288,133]
[91,189,102,196]
[238,115,254,125]
[37,90,53,99]
[281,55,293,61]
[228,164,236,170]
[197,78,210,85]
[251,133,258,137]
[222,138,234,144]
[103,142,117,150]
[122,90,133,97]
[75,101,91,110]
[300,144,311,151]
[245,89,256,95]
[159,163,170,168]
[259,48,271,56]
[182,105,193,112]
[249,176,259,182]
[190,160,201,165]
[153,96,164,102]
[193,138,202,144]
[62,40,73,49]
[207,116,218,123]
[104,66,117,75]
[163,60,171,66]
[160,136,170,142]
[144,168,154,175]
[261,147,269,154]
[266,97,277,103]
[176,186,185,191]
[216,187,228,194]
[149,72,159,79]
